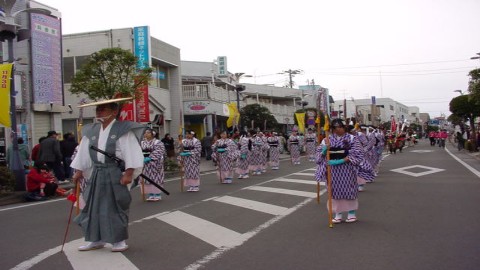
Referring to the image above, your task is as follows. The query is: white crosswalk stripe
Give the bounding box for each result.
[214,196,289,215]
[246,186,317,198]
[275,178,324,185]
[156,211,246,248]
[289,172,315,176]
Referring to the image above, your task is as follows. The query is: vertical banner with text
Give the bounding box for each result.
[0,63,13,127]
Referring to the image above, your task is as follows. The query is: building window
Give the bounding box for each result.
[149,65,169,90]
[390,105,394,111]
[63,56,74,83]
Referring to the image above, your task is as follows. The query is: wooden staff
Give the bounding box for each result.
[141,179,146,201]
[324,115,334,228]
[179,141,185,192]
[316,117,321,204]
[75,99,86,214]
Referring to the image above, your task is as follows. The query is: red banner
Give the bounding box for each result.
[135,82,150,122]
[119,101,135,121]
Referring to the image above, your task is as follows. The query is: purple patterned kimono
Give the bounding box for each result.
[305,132,317,161]
[141,138,165,194]
[249,135,264,173]
[267,135,281,168]
[236,136,250,176]
[288,135,302,164]
[315,133,364,212]
[180,137,202,187]
[212,138,239,182]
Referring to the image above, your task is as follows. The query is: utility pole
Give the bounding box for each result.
[280,69,302,88]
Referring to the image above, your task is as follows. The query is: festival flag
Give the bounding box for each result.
[295,112,306,133]
[0,63,13,127]
[391,116,396,133]
[226,102,239,128]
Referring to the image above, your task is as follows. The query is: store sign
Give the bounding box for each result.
[184,101,229,116]
[217,56,227,76]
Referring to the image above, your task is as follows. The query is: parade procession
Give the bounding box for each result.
[1,1,480,269]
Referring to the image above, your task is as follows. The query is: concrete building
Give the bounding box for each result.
[332,97,422,127]
[61,27,182,140]
[0,0,62,164]
[181,59,321,137]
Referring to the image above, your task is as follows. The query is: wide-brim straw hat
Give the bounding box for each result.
[77,97,134,108]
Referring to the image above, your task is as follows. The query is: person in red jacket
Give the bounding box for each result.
[27,162,58,197]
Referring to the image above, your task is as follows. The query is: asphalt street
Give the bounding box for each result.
[1,140,479,270]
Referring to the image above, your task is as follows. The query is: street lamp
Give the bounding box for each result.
[453,89,464,95]
[0,0,52,191]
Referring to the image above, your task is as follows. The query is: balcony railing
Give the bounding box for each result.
[182,84,296,123]
[182,84,232,102]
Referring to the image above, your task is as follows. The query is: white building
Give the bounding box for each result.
[61,27,182,140]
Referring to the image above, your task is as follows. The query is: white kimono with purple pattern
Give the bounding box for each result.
[180,138,202,187]
[212,138,239,182]
[315,133,364,213]
[141,138,165,194]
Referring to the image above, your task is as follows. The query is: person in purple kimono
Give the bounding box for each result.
[212,130,239,184]
[267,132,281,170]
[179,131,202,192]
[258,132,269,173]
[305,128,317,162]
[141,129,166,201]
[315,118,364,224]
[248,130,264,175]
[236,131,251,179]
[288,129,302,165]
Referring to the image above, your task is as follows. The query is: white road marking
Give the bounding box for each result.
[185,190,327,270]
[390,165,445,177]
[213,196,289,215]
[275,178,323,185]
[63,239,139,270]
[0,198,64,212]
[445,147,480,178]
[289,172,315,176]
[246,186,317,198]
[156,211,245,248]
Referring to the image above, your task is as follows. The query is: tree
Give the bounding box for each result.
[449,94,480,149]
[468,68,480,106]
[240,104,279,131]
[69,47,153,101]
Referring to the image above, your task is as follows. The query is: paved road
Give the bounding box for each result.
[1,140,479,270]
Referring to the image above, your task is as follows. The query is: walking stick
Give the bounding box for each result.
[61,185,77,252]
[75,181,80,215]
[323,115,334,228]
[216,147,223,184]
[141,179,146,201]
[180,156,185,192]
[316,119,321,204]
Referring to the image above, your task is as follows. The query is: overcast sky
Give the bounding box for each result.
[40,0,480,117]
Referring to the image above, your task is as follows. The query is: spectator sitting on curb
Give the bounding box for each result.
[26,162,71,200]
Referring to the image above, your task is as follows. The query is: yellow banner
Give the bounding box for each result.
[0,63,13,127]
[226,102,239,128]
[295,112,305,134]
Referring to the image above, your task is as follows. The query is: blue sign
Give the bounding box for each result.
[371,96,376,105]
[133,26,151,69]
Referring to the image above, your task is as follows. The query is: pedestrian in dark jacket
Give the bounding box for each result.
[60,133,78,179]
[38,131,64,182]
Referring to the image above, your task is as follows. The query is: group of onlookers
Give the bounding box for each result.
[5,131,78,200]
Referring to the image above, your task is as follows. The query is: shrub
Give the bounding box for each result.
[0,166,15,193]
[164,159,180,171]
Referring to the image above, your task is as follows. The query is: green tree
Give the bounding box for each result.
[69,48,153,100]
[240,104,279,131]
[468,68,480,106]
[449,94,480,149]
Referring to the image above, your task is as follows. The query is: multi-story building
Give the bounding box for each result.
[181,59,318,137]
[0,0,62,163]
[61,27,182,140]
[333,97,422,127]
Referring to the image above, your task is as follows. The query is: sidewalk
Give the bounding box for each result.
[0,152,293,206]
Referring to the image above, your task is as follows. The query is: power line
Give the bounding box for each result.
[310,59,473,71]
